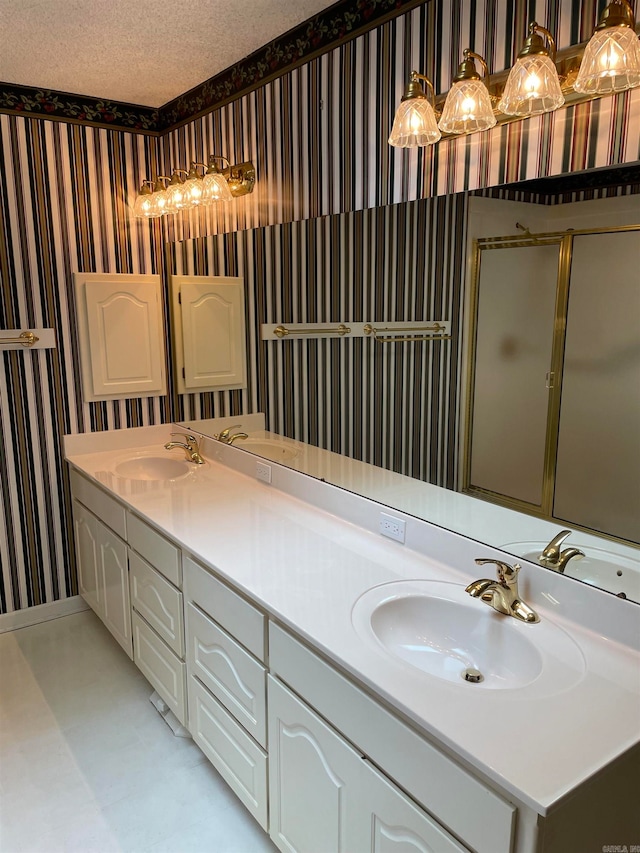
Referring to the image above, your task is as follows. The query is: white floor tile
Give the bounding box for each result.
[0,610,276,853]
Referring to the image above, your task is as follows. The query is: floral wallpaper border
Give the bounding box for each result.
[0,0,423,134]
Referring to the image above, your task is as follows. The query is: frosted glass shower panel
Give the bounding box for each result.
[554,230,640,542]
[469,243,560,506]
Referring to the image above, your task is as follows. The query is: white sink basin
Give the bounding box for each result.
[240,438,300,463]
[504,541,640,601]
[113,454,193,482]
[352,580,586,694]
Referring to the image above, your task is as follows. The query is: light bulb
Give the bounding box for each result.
[201,164,233,203]
[182,164,206,207]
[164,172,189,213]
[499,22,564,117]
[133,184,158,218]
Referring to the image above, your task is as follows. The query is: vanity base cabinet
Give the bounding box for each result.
[268,676,468,853]
[72,498,132,659]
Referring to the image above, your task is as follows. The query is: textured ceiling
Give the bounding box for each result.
[0,0,339,108]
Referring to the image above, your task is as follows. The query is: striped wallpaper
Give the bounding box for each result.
[1,0,639,615]
[169,194,466,485]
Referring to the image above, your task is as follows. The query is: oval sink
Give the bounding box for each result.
[503,541,640,601]
[113,455,192,482]
[352,580,586,694]
[240,439,300,463]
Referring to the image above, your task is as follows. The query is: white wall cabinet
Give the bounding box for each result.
[170,275,247,394]
[73,272,167,402]
[72,498,131,658]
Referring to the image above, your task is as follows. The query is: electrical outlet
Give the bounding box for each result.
[256,461,272,484]
[379,512,406,544]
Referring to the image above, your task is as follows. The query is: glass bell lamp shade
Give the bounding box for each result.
[201,168,233,203]
[498,53,564,116]
[574,24,640,94]
[438,79,497,134]
[164,173,189,213]
[182,165,205,206]
[388,98,441,147]
[133,184,160,218]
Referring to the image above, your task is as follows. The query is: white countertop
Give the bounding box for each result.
[65,426,640,816]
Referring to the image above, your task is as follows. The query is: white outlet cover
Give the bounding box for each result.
[256,461,272,484]
[379,512,406,544]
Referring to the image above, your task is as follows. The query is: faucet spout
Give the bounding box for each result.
[539,530,584,572]
[164,433,205,464]
[465,559,540,623]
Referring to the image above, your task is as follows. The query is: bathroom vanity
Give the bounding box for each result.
[65,424,640,853]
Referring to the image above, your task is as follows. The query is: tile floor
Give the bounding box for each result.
[0,610,276,853]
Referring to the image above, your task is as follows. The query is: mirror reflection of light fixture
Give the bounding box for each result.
[498,22,565,116]
[388,71,441,147]
[574,0,640,94]
[438,50,497,134]
[133,157,255,218]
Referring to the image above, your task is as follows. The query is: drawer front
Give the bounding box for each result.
[130,550,184,657]
[188,676,268,829]
[186,603,266,747]
[127,512,181,587]
[269,624,515,853]
[132,612,186,725]
[183,555,265,661]
[70,468,126,539]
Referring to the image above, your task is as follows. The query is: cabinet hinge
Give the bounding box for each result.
[182,367,185,379]
[178,291,182,304]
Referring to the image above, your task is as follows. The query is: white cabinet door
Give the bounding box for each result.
[73,499,101,614]
[354,761,468,853]
[268,676,362,853]
[97,517,132,659]
[73,273,167,402]
[171,275,247,393]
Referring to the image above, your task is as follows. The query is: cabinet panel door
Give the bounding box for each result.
[356,761,468,853]
[73,500,101,614]
[171,276,247,393]
[97,518,132,659]
[268,677,362,853]
[133,613,186,724]
[74,273,166,402]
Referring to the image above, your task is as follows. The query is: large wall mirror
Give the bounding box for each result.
[166,165,640,604]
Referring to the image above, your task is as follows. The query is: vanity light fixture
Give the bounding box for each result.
[388,71,441,147]
[574,0,640,94]
[438,50,496,134]
[498,22,565,116]
[133,157,255,218]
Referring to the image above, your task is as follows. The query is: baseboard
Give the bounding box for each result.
[0,596,90,633]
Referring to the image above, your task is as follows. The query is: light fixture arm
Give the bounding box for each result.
[463,49,490,84]
[519,21,557,61]
[403,70,437,107]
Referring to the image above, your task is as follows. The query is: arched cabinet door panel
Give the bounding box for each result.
[171,275,248,393]
[73,273,167,402]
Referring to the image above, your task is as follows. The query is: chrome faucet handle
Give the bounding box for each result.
[474,558,520,587]
[540,530,573,563]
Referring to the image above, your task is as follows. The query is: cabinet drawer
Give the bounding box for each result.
[70,468,126,539]
[183,555,265,661]
[128,512,181,587]
[186,603,266,747]
[130,551,184,658]
[132,612,186,725]
[188,676,267,829]
[269,624,515,853]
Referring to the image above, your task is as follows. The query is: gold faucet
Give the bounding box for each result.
[465,559,540,623]
[164,432,205,464]
[539,530,584,572]
[216,424,249,445]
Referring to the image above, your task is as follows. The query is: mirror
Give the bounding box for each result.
[168,165,640,603]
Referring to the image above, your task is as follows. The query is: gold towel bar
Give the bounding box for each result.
[274,324,351,338]
[1,331,40,348]
[364,323,451,343]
